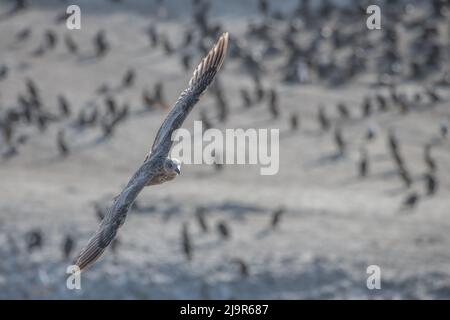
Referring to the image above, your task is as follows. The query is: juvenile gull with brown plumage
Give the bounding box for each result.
[75,32,229,271]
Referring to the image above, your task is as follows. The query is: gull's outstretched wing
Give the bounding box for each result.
[75,158,160,271]
[75,33,229,271]
[150,32,229,157]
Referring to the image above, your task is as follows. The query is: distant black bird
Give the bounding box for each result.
[183,29,194,47]
[25,78,39,101]
[44,30,57,49]
[142,89,155,109]
[388,130,404,167]
[58,95,71,117]
[337,102,350,119]
[399,166,412,188]
[16,0,28,10]
[6,109,21,123]
[6,234,20,255]
[62,235,75,260]
[90,107,104,125]
[425,87,441,103]
[402,192,419,209]
[268,89,279,119]
[1,144,18,159]
[113,103,129,125]
[64,33,78,54]
[232,258,249,278]
[15,27,31,42]
[217,220,230,239]
[54,11,70,24]
[366,125,376,141]
[388,131,398,153]
[2,0,28,17]
[105,96,117,115]
[240,88,252,108]
[389,86,401,106]
[270,207,285,229]
[18,94,32,123]
[398,98,410,114]
[215,87,229,122]
[214,162,224,171]
[424,144,437,172]
[101,118,114,138]
[181,53,191,71]
[0,64,8,81]
[57,129,69,157]
[318,105,330,131]
[192,1,210,34]
[181,222,192,261]
[154,82,169,109]
[25,229,43,253]
[334,127,345,156]
[358,148,369,177]
[146,24,159,48]
[290,113,299,131]
[440,122,448,139]
[36,113,49,132]
[16,134,28,145]
[212,150,224,172]
[362,96,372,117]
[375,94,388,111]
[258,0,269,16]
[413,92,422,103]
[2,119,13,141]
[94,30,109,57]
[122,68,135,88]
[254,78,265,103]
[424,173,437,196]
[95,83,111,96]
[195,206,208,233]
[161,34,174,55]
[200,110,212,131]
[31,45,46,57]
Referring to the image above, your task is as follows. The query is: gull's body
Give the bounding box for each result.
[75,33,229,271]
[145,157,181,186]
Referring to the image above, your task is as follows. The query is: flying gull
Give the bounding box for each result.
[75,32,229,271]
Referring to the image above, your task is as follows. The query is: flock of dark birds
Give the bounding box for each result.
[0,0,449,280]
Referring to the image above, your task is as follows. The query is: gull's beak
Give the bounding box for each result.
[175,166,181,175]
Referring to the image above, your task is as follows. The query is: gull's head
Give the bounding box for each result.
[164,158,181,175]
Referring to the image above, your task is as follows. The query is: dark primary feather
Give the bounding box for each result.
[75,32,229,271]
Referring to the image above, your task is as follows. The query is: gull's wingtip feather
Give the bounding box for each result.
[150,32,230,153]
[188,32,229,90]
[74,227,111,272]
